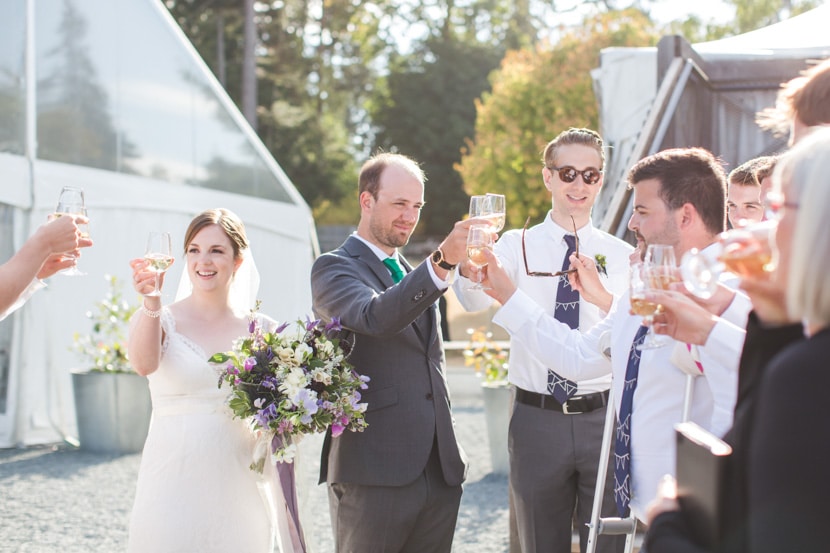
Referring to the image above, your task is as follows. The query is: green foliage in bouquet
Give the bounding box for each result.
[210,305,369,465]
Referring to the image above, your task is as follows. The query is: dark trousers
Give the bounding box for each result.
[328,442,463,553]
[510,400,625,553]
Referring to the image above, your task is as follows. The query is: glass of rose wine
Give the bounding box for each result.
[680,220,777,299]
[144,232,174,297]
[52,186,88,276]
[466,225,494,290]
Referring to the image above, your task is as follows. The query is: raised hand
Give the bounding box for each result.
[567,252,613,313]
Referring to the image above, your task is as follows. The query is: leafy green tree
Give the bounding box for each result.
[457,8,659,227]
[370,37,505,238]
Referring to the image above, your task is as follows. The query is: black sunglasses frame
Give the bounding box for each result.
[548,165,603,185]
[521,215,579,278]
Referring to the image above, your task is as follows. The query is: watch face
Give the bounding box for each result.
[432,250,442,263]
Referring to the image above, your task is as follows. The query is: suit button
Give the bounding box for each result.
[425,392,434,400]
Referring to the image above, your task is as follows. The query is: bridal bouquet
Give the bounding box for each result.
[210,305,369,469]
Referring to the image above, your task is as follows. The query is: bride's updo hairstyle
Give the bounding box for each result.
[183,208,249,260]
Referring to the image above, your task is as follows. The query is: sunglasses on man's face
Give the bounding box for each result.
[548,165,602,185]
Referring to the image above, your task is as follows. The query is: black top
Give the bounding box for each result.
[645,311,806,553]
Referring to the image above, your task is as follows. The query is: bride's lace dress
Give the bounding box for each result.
[127,309,293,552]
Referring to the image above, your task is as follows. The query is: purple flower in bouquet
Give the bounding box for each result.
[209,304,369,469]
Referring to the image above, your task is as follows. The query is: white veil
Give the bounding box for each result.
[174,247,261,316]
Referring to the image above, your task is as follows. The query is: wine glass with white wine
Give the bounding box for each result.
[484,193,506,232]
[634,244,677,350]
[144,232,174,297]
[52,186,88,276]
[466,225,494,290]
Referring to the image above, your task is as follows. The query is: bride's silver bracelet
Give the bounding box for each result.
[142,302,162,319]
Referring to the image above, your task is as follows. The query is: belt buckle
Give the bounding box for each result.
[561,400,583,415]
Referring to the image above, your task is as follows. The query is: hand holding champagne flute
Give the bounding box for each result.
[466,225,494,290]
[51,186,88,276]
[144,232,173,297]
[680,220,777,298]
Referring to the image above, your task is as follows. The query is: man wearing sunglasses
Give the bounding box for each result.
[454,128,633,553]
[479,147,749,527]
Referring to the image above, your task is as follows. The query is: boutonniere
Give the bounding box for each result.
[594,254,607,276]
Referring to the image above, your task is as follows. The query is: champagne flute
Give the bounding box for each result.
[144,232,174,297]
[629,262,668,350]
[52,186,87,276]
[484,193,506,232]
[637,244,677,349]
[466,225,494,290]
[680,220,777,299]
[469,195,488,218]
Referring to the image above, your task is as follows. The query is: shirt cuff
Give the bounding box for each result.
[426,258,452,289]
[493,289,543,334]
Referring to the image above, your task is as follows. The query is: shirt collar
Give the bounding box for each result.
[540,211,597,244]
[352,232,398,262]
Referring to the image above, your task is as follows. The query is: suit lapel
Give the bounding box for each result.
[342,237,433,345]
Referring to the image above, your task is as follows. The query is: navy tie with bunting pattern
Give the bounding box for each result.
[614,324,649,516]
[547,234,580,403]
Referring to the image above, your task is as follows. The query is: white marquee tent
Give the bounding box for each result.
[0,0,318,447]
[591,4,830,236]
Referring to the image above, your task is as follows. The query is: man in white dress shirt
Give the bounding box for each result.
[479,147,747,522]
[454,128,632,552]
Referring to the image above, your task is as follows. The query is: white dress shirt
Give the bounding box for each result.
[0,278,46,322]
[454,213,633,395]
[493,256,747,519]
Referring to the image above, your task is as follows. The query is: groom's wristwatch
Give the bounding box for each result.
[430,248,456,270]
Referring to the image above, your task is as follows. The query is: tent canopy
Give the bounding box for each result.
[592,4,830,237]
[0,0,317,447]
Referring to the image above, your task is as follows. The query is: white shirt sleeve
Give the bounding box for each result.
[493,288,611,381]
[0,278,46,322]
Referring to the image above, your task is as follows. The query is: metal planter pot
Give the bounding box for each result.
[71,370,151,454]
[481,383,511,475]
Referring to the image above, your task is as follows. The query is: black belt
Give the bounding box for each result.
[515,387,609,415]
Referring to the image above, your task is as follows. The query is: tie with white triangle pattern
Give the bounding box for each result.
[614,324,649,516]
[547,234,579,403]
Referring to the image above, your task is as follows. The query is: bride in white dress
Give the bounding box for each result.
[126,208,303,553]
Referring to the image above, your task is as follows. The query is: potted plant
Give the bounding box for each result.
[70,275,151,453]
[463,327,510,474]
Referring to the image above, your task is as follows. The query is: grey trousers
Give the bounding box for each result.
[509,399,625,553]
[328,443,463,553]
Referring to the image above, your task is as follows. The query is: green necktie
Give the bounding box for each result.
[382,257,404,283]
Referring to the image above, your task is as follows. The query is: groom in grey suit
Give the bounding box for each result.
[311,152,474,553]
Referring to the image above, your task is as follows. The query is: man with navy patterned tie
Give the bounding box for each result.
[479,147,749,523]
[454,128,632,553]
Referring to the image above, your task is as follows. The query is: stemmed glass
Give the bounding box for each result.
[469,195,488,218]
[469,194,506,232]
[484,193,506,232]
[633,244,677,350]
[144,232,174,297]
[466,225,494,290]
[680,220,777,299]
[52,186,87,276]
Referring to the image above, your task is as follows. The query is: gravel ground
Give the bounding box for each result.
[0,364,511,553]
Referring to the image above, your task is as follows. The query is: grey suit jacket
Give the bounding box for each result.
[311,236,468,488]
